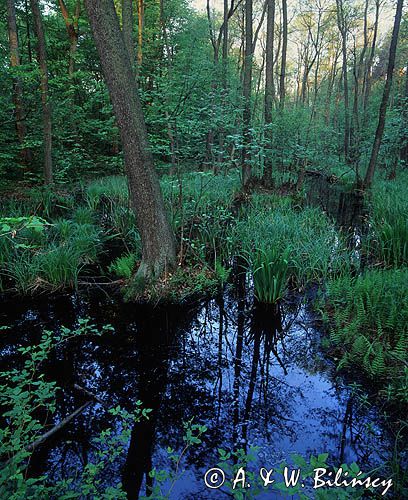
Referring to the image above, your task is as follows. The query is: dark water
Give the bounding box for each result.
[0,278,396,499]
[0,183,401,498]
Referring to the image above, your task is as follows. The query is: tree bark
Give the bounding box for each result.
[279,0,287,109]
[84,0,176,279]
[363,0,404,189]
[137,0,144,69]
[122,0,135,64]
[30,0,53,184]
[241,0,253,186]
[7,0,32,165]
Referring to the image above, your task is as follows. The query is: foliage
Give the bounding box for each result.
[324,268,408,405]
[234,202,352,287]
[109,252,137,279]
[0,319,151,499]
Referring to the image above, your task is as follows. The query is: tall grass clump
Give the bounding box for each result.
[86,176,129,210]
[366,176,408,267]
[251,247,290,303]
[5,253,41,294]
[324,268,408,405]
[234,202,352,286]
[36,244,83,290]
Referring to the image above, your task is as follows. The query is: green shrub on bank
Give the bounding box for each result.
[324,268,408,405]
[0,320,147,499]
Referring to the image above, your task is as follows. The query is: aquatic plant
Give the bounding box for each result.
[251,247,290,303]
[234,203,352,285]
[5,253,40,294]
[365,176,408,267]
[36,244,83,290]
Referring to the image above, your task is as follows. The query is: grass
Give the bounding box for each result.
[234,201,352,287]
[36,244,83,290]
[365,177,408,267]
[251,247,290,303]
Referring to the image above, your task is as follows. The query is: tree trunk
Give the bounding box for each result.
[363,0,404,189]
[279,0,287,109]
[30,0,52,184]
[57,0,80,77]
[336,0,350,163]
[137,0,144,69]
[362,0,380,123]
[263,0,275,183]
[84,0,176,279]
[400,61,408,164]
[241,0,253,186]
[7,0,32,165]
[122,0,135,64]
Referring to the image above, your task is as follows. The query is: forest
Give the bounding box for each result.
[0,0,407,497]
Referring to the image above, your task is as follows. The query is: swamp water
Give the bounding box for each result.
[0,283,396,499]
[0,183,400,498]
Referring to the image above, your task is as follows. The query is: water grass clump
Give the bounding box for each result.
[234,202,352,286]
[252,247,290,303]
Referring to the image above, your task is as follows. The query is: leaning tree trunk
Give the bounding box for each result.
[30,0,52,184]
[84,0,176,279]
[122,0,135,64]
[363,0,404,189]
[7,0,32,165]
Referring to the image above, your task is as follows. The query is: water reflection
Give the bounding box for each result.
[0,283,396,498]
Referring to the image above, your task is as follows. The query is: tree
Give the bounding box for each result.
[6,0,32,165]
[363,0,404,189]
[336,0,351,163]
[84,0,176,279]
[279,0,287,109]
[122,0,135,63]
[30,0,53,184]
[57,0,81,77]
[264,0,275,182]
[241,0,253,186]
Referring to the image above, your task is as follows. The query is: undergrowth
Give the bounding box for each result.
[323,268,408,406]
